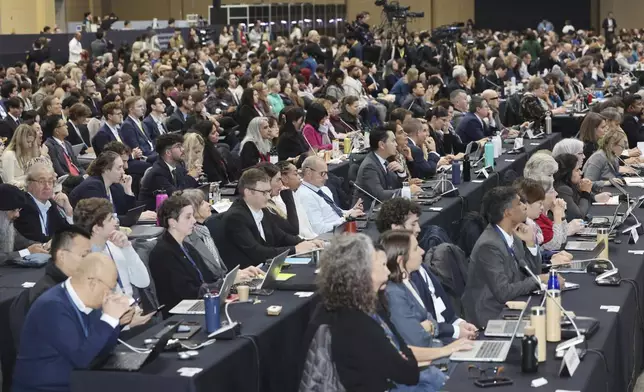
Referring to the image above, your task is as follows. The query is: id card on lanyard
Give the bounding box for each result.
[493,225,521,266]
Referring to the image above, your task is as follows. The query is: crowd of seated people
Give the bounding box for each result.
[3,14,644,392]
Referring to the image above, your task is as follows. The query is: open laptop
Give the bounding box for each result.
[118,205,146,227]
[576,204,620,237]
[71,143,85,156]
[451,297,530,362]
[356,201,377,230]
[169,265,239,315]
[557,241,607,272]
[484,318,528,338]
[233,250,289,296]
[94,322,179,371]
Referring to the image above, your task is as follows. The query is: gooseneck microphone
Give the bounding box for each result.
[349,180,383,205]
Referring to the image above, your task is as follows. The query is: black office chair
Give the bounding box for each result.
[0,297,17,391]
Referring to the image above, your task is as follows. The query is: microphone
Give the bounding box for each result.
[349,180,383,205]
[519,262,585,353]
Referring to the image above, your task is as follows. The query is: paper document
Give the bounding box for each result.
[276,273,296,281]
[285,258,312,265]
[592,195,619,206]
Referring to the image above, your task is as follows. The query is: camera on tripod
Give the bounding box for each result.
[374,0,424,21]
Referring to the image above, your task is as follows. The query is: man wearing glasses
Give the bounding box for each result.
[138,133,200,211]
[0,184,48,265]
[297,156,364,235]
[219,168,323,269]
[14,163,73,243]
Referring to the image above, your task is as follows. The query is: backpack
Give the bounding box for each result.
[298,324,346,392]
[423,243,470,318]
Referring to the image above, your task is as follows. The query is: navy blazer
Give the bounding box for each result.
[92,124,119,155]
[65,121,91,148]
[119,116,156,158]
[138,160,199,210]
[142,115,166,143]
[410,266,458,339]
[407,139,439,179]
[13,193,71,243]
[384,281,440,348]
[456,112,492,145]
[44,137,85,177]
[69,175,136,216]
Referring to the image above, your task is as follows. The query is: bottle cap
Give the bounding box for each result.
[523,326,536,336]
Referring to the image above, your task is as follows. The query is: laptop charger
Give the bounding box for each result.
[207,321,242,340]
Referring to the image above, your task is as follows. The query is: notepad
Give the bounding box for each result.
[285,257,311,265]
[276,273,296,281]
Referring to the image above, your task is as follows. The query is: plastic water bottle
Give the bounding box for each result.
[401,181,412,199]
[493,135,502,158]
[484,142,495,169]
[204,293,221,333]
[209,183,220,205]
[451,160,461,185]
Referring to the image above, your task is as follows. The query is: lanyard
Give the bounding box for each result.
[62,282,89,338]
[104,244,124,291]
[180,244,205,284]
[37,207,48,236]
[493,225,520,263]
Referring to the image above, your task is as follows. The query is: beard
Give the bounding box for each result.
[0,212,16,253]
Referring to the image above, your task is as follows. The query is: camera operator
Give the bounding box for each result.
[416,32,440,69]
[349,12,372,46]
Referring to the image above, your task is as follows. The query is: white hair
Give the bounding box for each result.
[524,152,558,191]
[552,138,583,158]
[452,65,467,79]
[240,117,272,155]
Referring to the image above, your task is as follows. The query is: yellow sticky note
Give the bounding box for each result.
[276,273,296,282]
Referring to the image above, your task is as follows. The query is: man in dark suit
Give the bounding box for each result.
[375,198,478,341]
[217,168,322,270]
[14,163,73,243]
[166,92,194,134]
[622,94,644,149]
[0,97,23,139]
[43,115,85,178]
[602,12,617,46]
[120,96,157,161]
[346,32,363,61]
[205,79,237,116]
[142,95,168,143]
[456,95,494,145]
[65,103,92,151]
[405,118,448,179]
[400,81,431,119]
[81,80,101,118]
[92,102,139,159]
[462,187,546,328]
[159,80,178,116]
[138,133,200,210]
[486,59,508,92]
[353,128,421,210]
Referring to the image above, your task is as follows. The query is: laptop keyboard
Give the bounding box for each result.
[476,341,506,359]
[233,278,263,290]
[187,301,205,312]
[105,352,147,370]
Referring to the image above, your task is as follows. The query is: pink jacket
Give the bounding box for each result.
[302,124,332,151]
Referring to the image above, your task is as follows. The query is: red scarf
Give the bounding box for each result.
[535,213,554,244]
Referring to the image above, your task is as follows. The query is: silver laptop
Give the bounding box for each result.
[169,265,239,315]
[556,241,606,273]
[450,297,530,362]
[71,143,85,156]
[565,240,602,251]
[577,204,620,237]
[233,250,290,294]
[484,319,528,338]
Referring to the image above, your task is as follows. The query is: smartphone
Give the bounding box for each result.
[143,304,165,316]
[474,378,513,388]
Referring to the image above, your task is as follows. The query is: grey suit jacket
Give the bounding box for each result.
[185,227,228,291]
[582,150,618,182]
[0,230,37,266]
[462,224,541,328]
[353,151,403,209]
[385,281,440,348]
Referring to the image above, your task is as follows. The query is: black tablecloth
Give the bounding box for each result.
[444,187,644,392]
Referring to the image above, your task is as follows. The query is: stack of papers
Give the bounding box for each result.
[625,177,644,186]
[592,195,619,206]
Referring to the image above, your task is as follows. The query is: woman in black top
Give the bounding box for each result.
[239,117,272,170]
[578,112,607,163]
[470,61,488,94]
[301,234,419,392]
[333,96,366,136]
[193,120,239,183]
[276,107,309,163]
[236,87,263,139]
[256,162,299,236]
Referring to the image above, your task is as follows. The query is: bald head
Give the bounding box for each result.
[481,89,500,110]
[301,156,327,188]
[71,252,118,309]
[75,253,117,282]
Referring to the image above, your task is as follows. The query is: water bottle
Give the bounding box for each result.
[209,182,220,205]
[462,155,471,182]
[521,326,539,373]
[204,293,221,333]
[344,137,351,154]
[401,181,412,199]
[492,135,502,158]
[547,270,560,290]
[484,142,495,169]
[451,160,461,185]
[154,190,168,226]
[545,113,552,135]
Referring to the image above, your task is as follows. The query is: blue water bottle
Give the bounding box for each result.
[204,293,221,333]
[451,160,461,185]
[484,142,495,169]
[547,270,560,291]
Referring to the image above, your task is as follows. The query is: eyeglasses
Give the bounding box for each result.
[89,276,116,291]
[249,188,272,196]
[489,96,499,100]
[308,167,328,177]
[29,178,55,186]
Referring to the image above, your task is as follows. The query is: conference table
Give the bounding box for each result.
[4,132,644,392]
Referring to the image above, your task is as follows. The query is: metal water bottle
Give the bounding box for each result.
[209,182,220,205]
[204,293,221,333]
[451,160,461,185]
[545,113,552,135]
[462,155,471,182]
[547,270,560,290]
[521,326,539,373]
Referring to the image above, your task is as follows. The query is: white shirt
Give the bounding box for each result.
[97,241,151,298]
[29,193,51,235]
[296,181,346,235]
[106,123,121,141]
[64,278,119,328]
[247,203,266,241]
[407,137,440,160]
[68,38,83,64]
[495,225,538,256]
